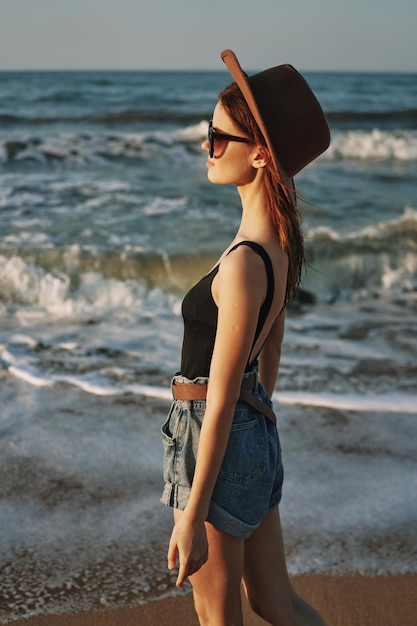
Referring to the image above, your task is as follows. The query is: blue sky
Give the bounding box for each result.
[1,0,416,72]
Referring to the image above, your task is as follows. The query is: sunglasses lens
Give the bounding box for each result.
[208,122,227,158]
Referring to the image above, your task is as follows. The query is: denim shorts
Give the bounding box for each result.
[160,368,284,539]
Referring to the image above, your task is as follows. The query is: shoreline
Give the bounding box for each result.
[1,388,416,625]
[5,574,417,626]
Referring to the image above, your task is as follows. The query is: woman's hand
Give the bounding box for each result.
[167,515,209,587]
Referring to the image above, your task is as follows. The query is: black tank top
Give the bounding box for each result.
[180,241,274,379]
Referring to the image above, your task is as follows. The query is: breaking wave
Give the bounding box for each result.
[1,208,416,312]
[1,125,417,166]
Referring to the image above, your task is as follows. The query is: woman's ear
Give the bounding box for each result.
[251,146,269,169]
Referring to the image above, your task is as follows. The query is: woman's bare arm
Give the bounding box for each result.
[167,246,267,585]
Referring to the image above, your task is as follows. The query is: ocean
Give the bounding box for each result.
[0,69,416,621]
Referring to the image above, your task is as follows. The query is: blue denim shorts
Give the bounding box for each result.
[160,368,284,539]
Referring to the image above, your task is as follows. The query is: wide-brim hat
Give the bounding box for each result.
[221,49,330,192]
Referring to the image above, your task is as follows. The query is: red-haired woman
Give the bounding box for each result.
[161,49,330,626]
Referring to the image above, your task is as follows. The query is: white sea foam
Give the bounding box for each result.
[176,120,208,141]
[304,206,417,298]
[0,255,70,309]
[8,364,54,387]
[192,122,417,162]
[2,126,417,166]
[323,128,417,161]
[3,345,415,414]
[274,391,417,414]
[0,255,180,316]
[355,205,417,240]
[195,123,417,162]
[142,196,187,216]
[8,334,39,348]
[125,385,417,415]
[309,206,417,245]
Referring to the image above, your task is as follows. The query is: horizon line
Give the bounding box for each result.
[0,66,416,74]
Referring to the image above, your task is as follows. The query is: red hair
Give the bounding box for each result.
[218,82,305,305]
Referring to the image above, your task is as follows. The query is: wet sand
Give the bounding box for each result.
[2,388,416,625]
[8,574,417,626]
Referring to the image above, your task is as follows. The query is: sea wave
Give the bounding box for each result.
[1,125,417,166]
[309,206,417,248]
[0,254,183,315]
[1,209,416,310]
[0,123,206,165]
[323,128,417,161]
[305,207,417,297]
[0,249,215,301]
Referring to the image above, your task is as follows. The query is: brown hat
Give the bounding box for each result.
[221,49,330,189]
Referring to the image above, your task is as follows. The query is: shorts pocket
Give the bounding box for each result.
[161,402,201,488]
[161,403,184,447]
[219,418,267,485]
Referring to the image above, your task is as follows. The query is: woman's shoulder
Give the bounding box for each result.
[216,243,268,302]
[221,241,267,273]
[226,239,269,258]
[223,239,286,278]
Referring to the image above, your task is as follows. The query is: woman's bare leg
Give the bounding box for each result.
[173,509,244,626]
[243,507,326,626]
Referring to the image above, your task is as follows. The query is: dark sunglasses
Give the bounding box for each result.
[208,120,252,158]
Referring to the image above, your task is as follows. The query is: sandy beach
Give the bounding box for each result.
[1,386,416,625]
[8,574,416,626]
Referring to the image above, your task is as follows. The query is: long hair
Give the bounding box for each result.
[218,82,305,306]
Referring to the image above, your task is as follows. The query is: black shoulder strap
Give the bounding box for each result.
[226,240,274,351]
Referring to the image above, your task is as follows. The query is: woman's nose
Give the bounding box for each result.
[201,139,209,151]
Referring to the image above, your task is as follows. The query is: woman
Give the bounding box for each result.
[161,49,330,626]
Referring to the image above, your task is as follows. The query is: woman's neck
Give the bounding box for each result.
[235,174,274,242]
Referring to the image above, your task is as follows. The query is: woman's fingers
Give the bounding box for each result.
[167,519,209,586]
[167,534,178,571]
[176,559,188,587]
[176,554,208,587]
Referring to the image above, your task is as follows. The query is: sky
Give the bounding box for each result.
[0,0,416,72]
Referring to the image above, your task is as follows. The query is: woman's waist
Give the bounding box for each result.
[171,365,276,426]
[171,371,257,401]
